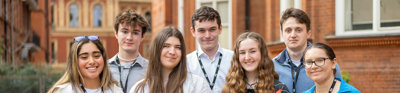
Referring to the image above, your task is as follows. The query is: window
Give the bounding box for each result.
[280,0,302,15]
[196,0,232,49]
[93,4,102,27]
[69,4,79,27]
[336,0,400,36]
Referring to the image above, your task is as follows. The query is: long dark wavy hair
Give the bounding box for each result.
[135,26,187,93]
[222,32,279,93]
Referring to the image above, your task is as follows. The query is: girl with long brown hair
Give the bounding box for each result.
[47,35,122,93]
[222,32,289,93]
[130,26,211,93]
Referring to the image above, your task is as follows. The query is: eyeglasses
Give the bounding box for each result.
[304,58,331,68]
[74,35,99,42]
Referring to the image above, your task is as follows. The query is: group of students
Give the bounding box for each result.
[47,6,360,93]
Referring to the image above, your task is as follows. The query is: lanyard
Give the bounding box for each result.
[289,59,303,93]
[196,51,223,90]
[314,79,337,93]
[80,84,103,93]
[116,55,136,93]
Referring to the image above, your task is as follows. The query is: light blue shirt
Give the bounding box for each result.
[186,45,234,93]
[108,53,148,93]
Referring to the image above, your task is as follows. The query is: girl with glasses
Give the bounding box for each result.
[222,32,289,93]
[48,35,123,93]
[130,26,211,93]
[303,43,360,93]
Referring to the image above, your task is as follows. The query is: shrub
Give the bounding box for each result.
[0,63,62,93]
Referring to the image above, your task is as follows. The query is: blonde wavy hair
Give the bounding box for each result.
[222,32,279,93]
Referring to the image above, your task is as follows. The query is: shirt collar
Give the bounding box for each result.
[275,42,312,65]
[196,45,223,58]
[109,53,145,67]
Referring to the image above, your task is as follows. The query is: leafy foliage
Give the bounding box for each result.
[342,71,351,83]
[0,63,63,93]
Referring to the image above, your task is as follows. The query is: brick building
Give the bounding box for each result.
[0,0,51,64]
[50,0,152,68]
[152,0,400,92]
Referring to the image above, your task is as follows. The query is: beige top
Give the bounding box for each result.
[52,83,123,93]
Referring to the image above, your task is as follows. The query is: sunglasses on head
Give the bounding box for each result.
[74,35,99,42]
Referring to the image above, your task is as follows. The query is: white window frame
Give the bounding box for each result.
[336,0,400,36]
[195,0,232,49]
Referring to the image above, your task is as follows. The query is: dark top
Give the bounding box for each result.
[246,79,290,93]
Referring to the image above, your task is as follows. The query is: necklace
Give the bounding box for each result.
[246,79,258,89]
[118,55,136,62]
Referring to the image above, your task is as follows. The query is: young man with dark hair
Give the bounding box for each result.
[273,8,342,93]
[187,6,234,93]
[108,9,149,93]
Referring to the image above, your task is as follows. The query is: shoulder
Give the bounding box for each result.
[274,79,290,93]
[111,84,123,93]
[303,86,315,93]
[338,78,361,93]
[186,51,197,57]
[52,83,74,93]
[107,54,118,64]
[221,48,234,55]
[129,79,146,93]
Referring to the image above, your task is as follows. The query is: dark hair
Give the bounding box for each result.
[114,9,149,37]
[191,6,222,29]
[280,8,311,32]
[135,26,187,93]
[303,43,336,74]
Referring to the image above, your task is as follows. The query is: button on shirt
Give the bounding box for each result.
[186,46,234,93]
[108,53,148,93]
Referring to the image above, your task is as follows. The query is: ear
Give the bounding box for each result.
[217,24,223,34]
[114,29,118,38]
[331,58,337,70]
[190,27,196,37]
[307,30,312,38]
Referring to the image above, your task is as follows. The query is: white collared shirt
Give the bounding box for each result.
[129,73,212,93]
[186,46,234,93]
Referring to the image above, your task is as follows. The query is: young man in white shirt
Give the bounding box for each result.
[186,6,234,93]
[108,9,149,93]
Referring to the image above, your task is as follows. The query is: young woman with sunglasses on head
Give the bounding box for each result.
[303,43,360,93]
[222,32,289,93]
[48,35,123,93]
[130,26,211,93]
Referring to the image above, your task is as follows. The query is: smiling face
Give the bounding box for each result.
[160,37,182,71]
[281,17,311,51]
[304,48,336,83]
[191,20,222,51]
[238,38,261,74]
[78,42,104,80]
[115,22,143,53]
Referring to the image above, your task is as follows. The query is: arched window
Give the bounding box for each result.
[93,4,102,27]
[69,4,79,27]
